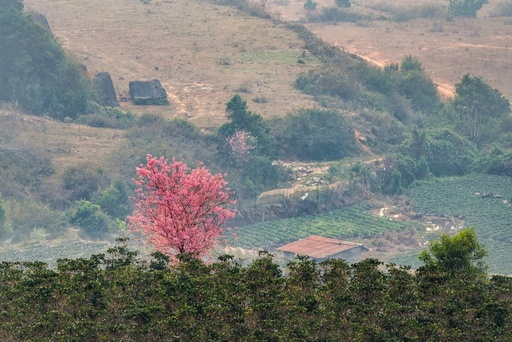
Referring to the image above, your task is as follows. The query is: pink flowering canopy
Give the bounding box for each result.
[226,130,256,165]
[129,155,236,260]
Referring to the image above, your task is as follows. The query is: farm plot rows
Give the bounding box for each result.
[0,240,111,268]
[228,204,415,249]
[409,174,512,275]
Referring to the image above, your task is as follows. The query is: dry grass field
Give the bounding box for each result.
[21,0,512,138]
[0,107,126,185]
[24,0,320,128]
[270,0,512,99]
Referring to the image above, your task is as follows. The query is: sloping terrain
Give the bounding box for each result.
[0,108,127,190]
[271,0,512,100]
[24,0,320,128]
[7,0,512,271]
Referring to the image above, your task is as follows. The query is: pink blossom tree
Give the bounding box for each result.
[129,155,236,260]
[226,130,256,166]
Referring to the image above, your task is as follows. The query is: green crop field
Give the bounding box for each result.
[227,204,415,249]
[406,174,512,275]
[0,240,112,268]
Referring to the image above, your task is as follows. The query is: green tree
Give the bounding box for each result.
[0,0,90,119]
[218,95,280,198]
[400,55,424,72]
[398,56,440,114]
[283,255,322,338]
[419,228,487,277]
[70,200,112,237]
[239,155,281,197]
[426,128,477,176]
[335,0,351,8]
[94,179,132,220]
[451,74,510,145]
[219,95,275,158]
[243,251,286,339]
[304,0,318,11]
[448,0,486,17]
[416,228,493,340]
[388,127,477,192]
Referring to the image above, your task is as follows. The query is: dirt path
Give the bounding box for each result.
[268,0,512,101]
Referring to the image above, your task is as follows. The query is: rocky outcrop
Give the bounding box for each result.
[92,72,119,107]
[129,79,169,105]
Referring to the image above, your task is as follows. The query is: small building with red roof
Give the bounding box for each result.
[277,235,369,263]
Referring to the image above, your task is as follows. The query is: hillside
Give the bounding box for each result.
[2,0,512,274]
[24,0,319,128]
[271,0,512,100]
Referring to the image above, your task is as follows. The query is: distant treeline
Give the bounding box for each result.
[0,230,511,341]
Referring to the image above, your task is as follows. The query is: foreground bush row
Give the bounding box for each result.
[0,233,510,341]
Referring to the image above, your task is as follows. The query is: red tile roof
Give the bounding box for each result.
[277,235,366,259]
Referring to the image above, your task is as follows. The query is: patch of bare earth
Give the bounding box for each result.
[270,0,512,100]
[25,0,320,128]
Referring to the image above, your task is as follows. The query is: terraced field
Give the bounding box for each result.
[403,174,512,274]
[0,240,112,268]
[227,204,416,249]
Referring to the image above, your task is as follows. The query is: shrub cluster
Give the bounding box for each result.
[431,74,511,147]
[295,56,440,126]
[356,56,440,117]
[382,128,478,193]
[308,6,369,22]
[368,2,446,22]
[210,0,270,18]
[492,1,512,16]
[271,108,356,161]
[76,106,135,129]
[0,0,90,120]
[448,0,486,17]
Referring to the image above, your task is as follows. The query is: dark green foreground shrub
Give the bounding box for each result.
[0,231,510,341]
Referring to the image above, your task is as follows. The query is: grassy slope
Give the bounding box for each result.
[24,0,320,128]
[0,109,126,187]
